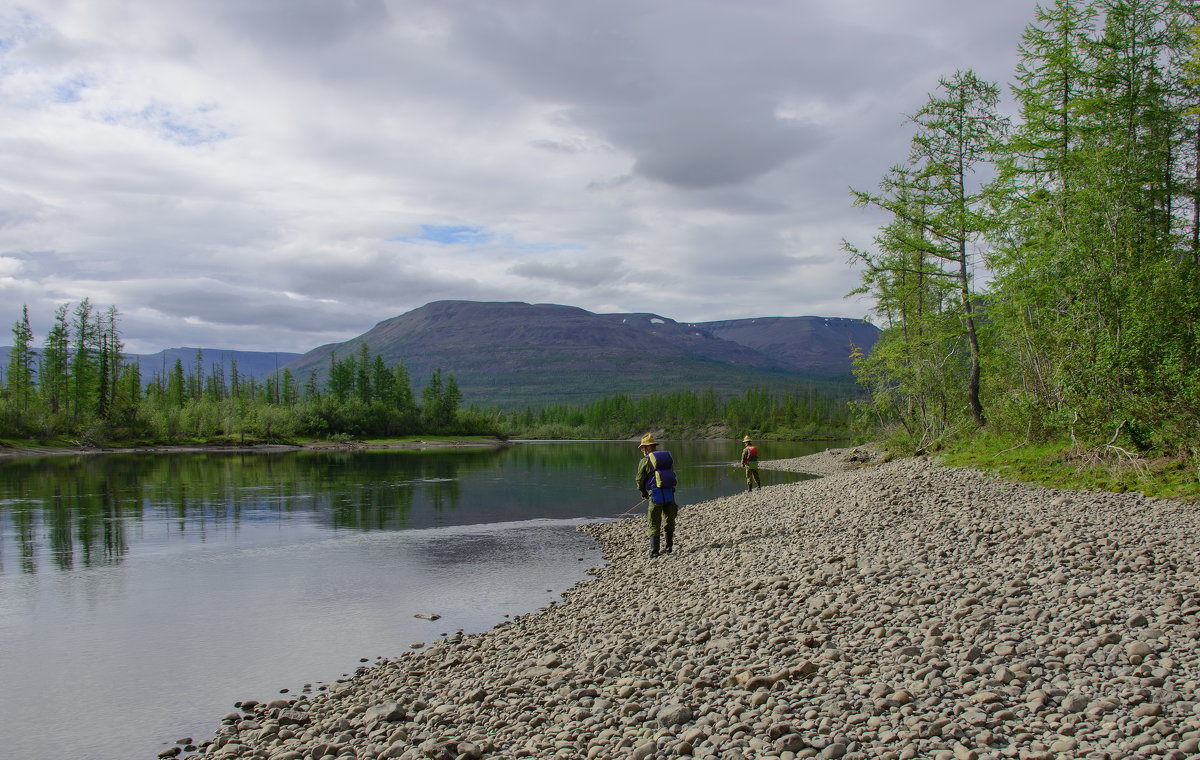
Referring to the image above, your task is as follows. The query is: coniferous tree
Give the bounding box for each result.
[167,359,186,409]
[420,368,444,429]
[41,304,71,415]
[440,373,463,429]
[102,306,124,417]
[371,355,394,404]
[392,360,417,430]
[984,0,1200,447]
[327,351,354,402]
[849,70,1007,443]
[69,298,99,420]
[355,343,372,402]
[280,368,298,406]
[7,305,36,406]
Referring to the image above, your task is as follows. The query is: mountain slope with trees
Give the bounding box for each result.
[1,298,871,445]
[279,300,876,407]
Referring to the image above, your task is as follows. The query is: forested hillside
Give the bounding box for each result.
[0,299,859,444]
[279,300,873,407]
[846,0,1200,477]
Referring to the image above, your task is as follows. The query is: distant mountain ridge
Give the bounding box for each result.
[695,316,875,372]
[0,346,300,385]
[280,300,878,406]
[1,301,878,406]
[127,348,302,382]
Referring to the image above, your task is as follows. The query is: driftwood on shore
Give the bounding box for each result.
[176,447,1200,760]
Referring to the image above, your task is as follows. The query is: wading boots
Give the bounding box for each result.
[649,535,660,558]
[663,528,674,554]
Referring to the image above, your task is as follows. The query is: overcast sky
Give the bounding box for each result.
[1,0,1042,353]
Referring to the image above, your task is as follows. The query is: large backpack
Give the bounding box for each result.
[646,450,677,505]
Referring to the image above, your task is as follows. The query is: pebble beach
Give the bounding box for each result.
[174,448,1200,760]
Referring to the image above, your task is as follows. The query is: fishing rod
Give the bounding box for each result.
[614,497,647,517]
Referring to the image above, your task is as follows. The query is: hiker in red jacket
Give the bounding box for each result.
[741,435,761,491]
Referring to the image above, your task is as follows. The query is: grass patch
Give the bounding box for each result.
[935,432,1200,502]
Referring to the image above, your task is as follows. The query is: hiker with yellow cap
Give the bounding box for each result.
[635,433,678,558]
[740,435,761,491]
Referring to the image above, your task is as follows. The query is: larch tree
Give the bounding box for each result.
[6,305,36,407]
[849,69,1007,441]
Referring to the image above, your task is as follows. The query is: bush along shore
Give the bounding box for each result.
[171,449,1200,760]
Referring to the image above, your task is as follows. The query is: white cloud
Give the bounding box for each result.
[0,255,23,277]
[0,0,1040,351]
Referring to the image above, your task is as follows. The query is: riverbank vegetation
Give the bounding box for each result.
[498,386,851,441]
[846,0,1200,500]
[0,299,852,448]
[0,300,486,446]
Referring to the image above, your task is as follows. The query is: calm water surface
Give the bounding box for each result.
[0,439,834,760]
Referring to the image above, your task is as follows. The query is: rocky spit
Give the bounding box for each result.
[172,448,1200,760]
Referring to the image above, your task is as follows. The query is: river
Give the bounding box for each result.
[0,439,834,759]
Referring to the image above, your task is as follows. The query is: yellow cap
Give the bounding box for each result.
[639,433,657,447]
[743,436,752,442]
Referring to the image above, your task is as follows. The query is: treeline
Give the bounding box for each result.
[0,299,490,443]
[497,387,852,440]
[847,0,1200,462]
[2,299,852,444]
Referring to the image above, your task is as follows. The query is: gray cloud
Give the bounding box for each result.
[0,0,1043,352]
[507,255,626,289]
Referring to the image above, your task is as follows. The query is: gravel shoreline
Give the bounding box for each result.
[174,447,1200,760]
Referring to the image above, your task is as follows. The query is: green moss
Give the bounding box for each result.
[934,432,1200,502]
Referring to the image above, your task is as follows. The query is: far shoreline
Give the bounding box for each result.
[0,437,514,460]
[0,435,844,461]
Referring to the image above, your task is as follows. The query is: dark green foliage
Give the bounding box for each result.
[0,301,493,443]
[497,386,852,441]
[6,305,35,405]
[847,70,1007,448]
[851,0,1200,467]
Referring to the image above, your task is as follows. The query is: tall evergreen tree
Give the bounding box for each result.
[849,70,1007,440]
[420,368,444,429]
[41,304,70,415]
[440,373,463,429]
[392,360,417,429]
[7,305,36,405]
[355,343,372,402]
[167,359,186,409]
[69,298,99,419]
[985,0,1200,446]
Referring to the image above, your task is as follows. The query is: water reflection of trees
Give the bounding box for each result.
[0,443,817,576]
[502,441,805,492]
[0,448,505,574]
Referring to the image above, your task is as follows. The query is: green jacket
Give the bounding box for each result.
[636,454,655,492]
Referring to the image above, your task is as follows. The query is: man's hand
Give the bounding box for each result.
[640,490,649,499]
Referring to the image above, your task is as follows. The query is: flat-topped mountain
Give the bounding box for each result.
[281,300,877,406]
